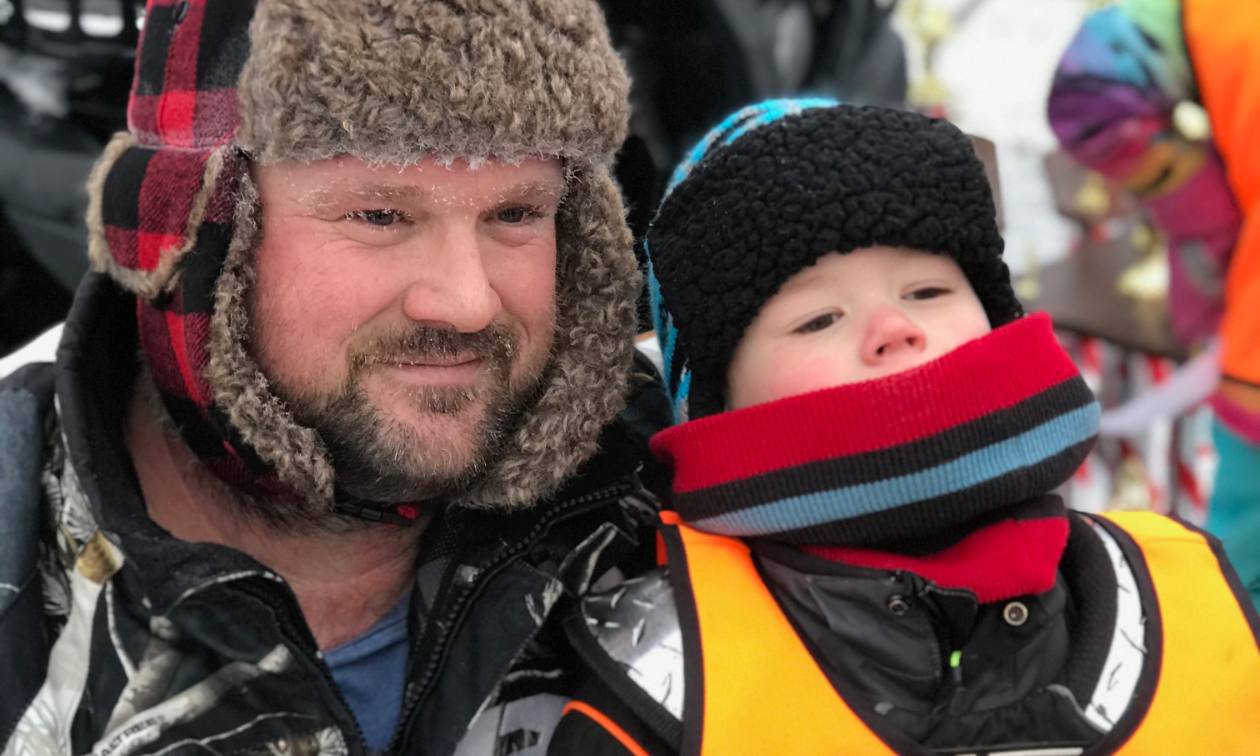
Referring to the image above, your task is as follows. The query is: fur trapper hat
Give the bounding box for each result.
[646,100,1022,420]
[85,0,639,515]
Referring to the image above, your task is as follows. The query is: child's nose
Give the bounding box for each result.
[860,307,927,366]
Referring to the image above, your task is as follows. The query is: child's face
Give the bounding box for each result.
[726,246,992,411]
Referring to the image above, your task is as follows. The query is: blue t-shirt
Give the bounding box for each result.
[324,594,411,751]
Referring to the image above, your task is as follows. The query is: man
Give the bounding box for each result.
[0,1,668,755]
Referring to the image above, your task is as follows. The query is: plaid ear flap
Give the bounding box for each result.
[83,0,312,504]
[86,136,236,301]
[130,147,302,501]
[134,147,242,417]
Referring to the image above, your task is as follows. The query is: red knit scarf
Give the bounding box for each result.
[803,497,1069,603]
[653,314,1096,603]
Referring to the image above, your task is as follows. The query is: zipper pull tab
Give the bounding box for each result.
[950,649,963,687]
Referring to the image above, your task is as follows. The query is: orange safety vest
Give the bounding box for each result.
[658,510,1260,755]
[1183,0,1260,390]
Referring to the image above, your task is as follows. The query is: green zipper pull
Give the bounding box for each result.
[950,650,963,686]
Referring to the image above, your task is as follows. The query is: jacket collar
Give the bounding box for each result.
[55,272,266,614]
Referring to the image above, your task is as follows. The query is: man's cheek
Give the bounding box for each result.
[251,290,345,394]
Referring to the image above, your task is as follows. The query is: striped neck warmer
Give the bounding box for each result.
[650,314,1099,554]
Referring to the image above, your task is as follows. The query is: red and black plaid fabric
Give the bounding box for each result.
[99,0,296,499]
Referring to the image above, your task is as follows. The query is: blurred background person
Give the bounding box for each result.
[1048,0,1260,608]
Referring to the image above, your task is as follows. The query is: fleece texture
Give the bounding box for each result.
[645,102,1023,420]
[238,0,630,166]
[83,0,639,512]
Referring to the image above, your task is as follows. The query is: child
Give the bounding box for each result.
[547,102,1260,756]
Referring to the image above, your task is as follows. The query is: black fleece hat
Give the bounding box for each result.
[646,103,1022,420]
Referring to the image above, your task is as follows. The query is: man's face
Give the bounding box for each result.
[250,155,563,504]
[726,246,992,410]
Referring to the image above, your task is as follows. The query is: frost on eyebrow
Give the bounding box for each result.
[296,176,569,214]
[483,178,570,207]
[297,183,432,214]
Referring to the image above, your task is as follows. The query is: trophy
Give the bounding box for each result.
[900,0,954,116]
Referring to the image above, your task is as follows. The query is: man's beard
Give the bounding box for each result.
[275,323,550,513]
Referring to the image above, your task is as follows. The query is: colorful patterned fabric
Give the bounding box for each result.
[1048,0,1194,176]
[1047,0,1241,349]
[650,313,1099,546]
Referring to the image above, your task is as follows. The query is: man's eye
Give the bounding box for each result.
[496,206,538,224]
[906,286,952,301]
[349,209,404,227]
[795,313,841,334]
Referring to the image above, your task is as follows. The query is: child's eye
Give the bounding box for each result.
[496,206,541,224]
[348,209,407,227]
[906,286,952,301]
[794,313,841,334]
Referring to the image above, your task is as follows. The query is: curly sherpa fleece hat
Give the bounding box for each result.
[84,0,639,517]
[645,100,1022,420]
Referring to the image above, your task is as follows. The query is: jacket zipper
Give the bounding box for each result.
[387,480,637,755]
[229,578,373,753]
[169,573,373,753]
[275,593,373,751]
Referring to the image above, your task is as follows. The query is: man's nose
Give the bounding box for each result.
[400,226,502,333]
[859,307,927,365]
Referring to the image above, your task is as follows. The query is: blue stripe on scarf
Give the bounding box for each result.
[689,402,1102,537]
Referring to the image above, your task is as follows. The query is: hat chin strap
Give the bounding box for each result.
[331,490,425,527]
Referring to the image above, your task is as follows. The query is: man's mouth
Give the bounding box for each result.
[393,354,481,368]
[377,355,486,386]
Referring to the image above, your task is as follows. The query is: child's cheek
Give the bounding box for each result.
[756,347,850,404]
